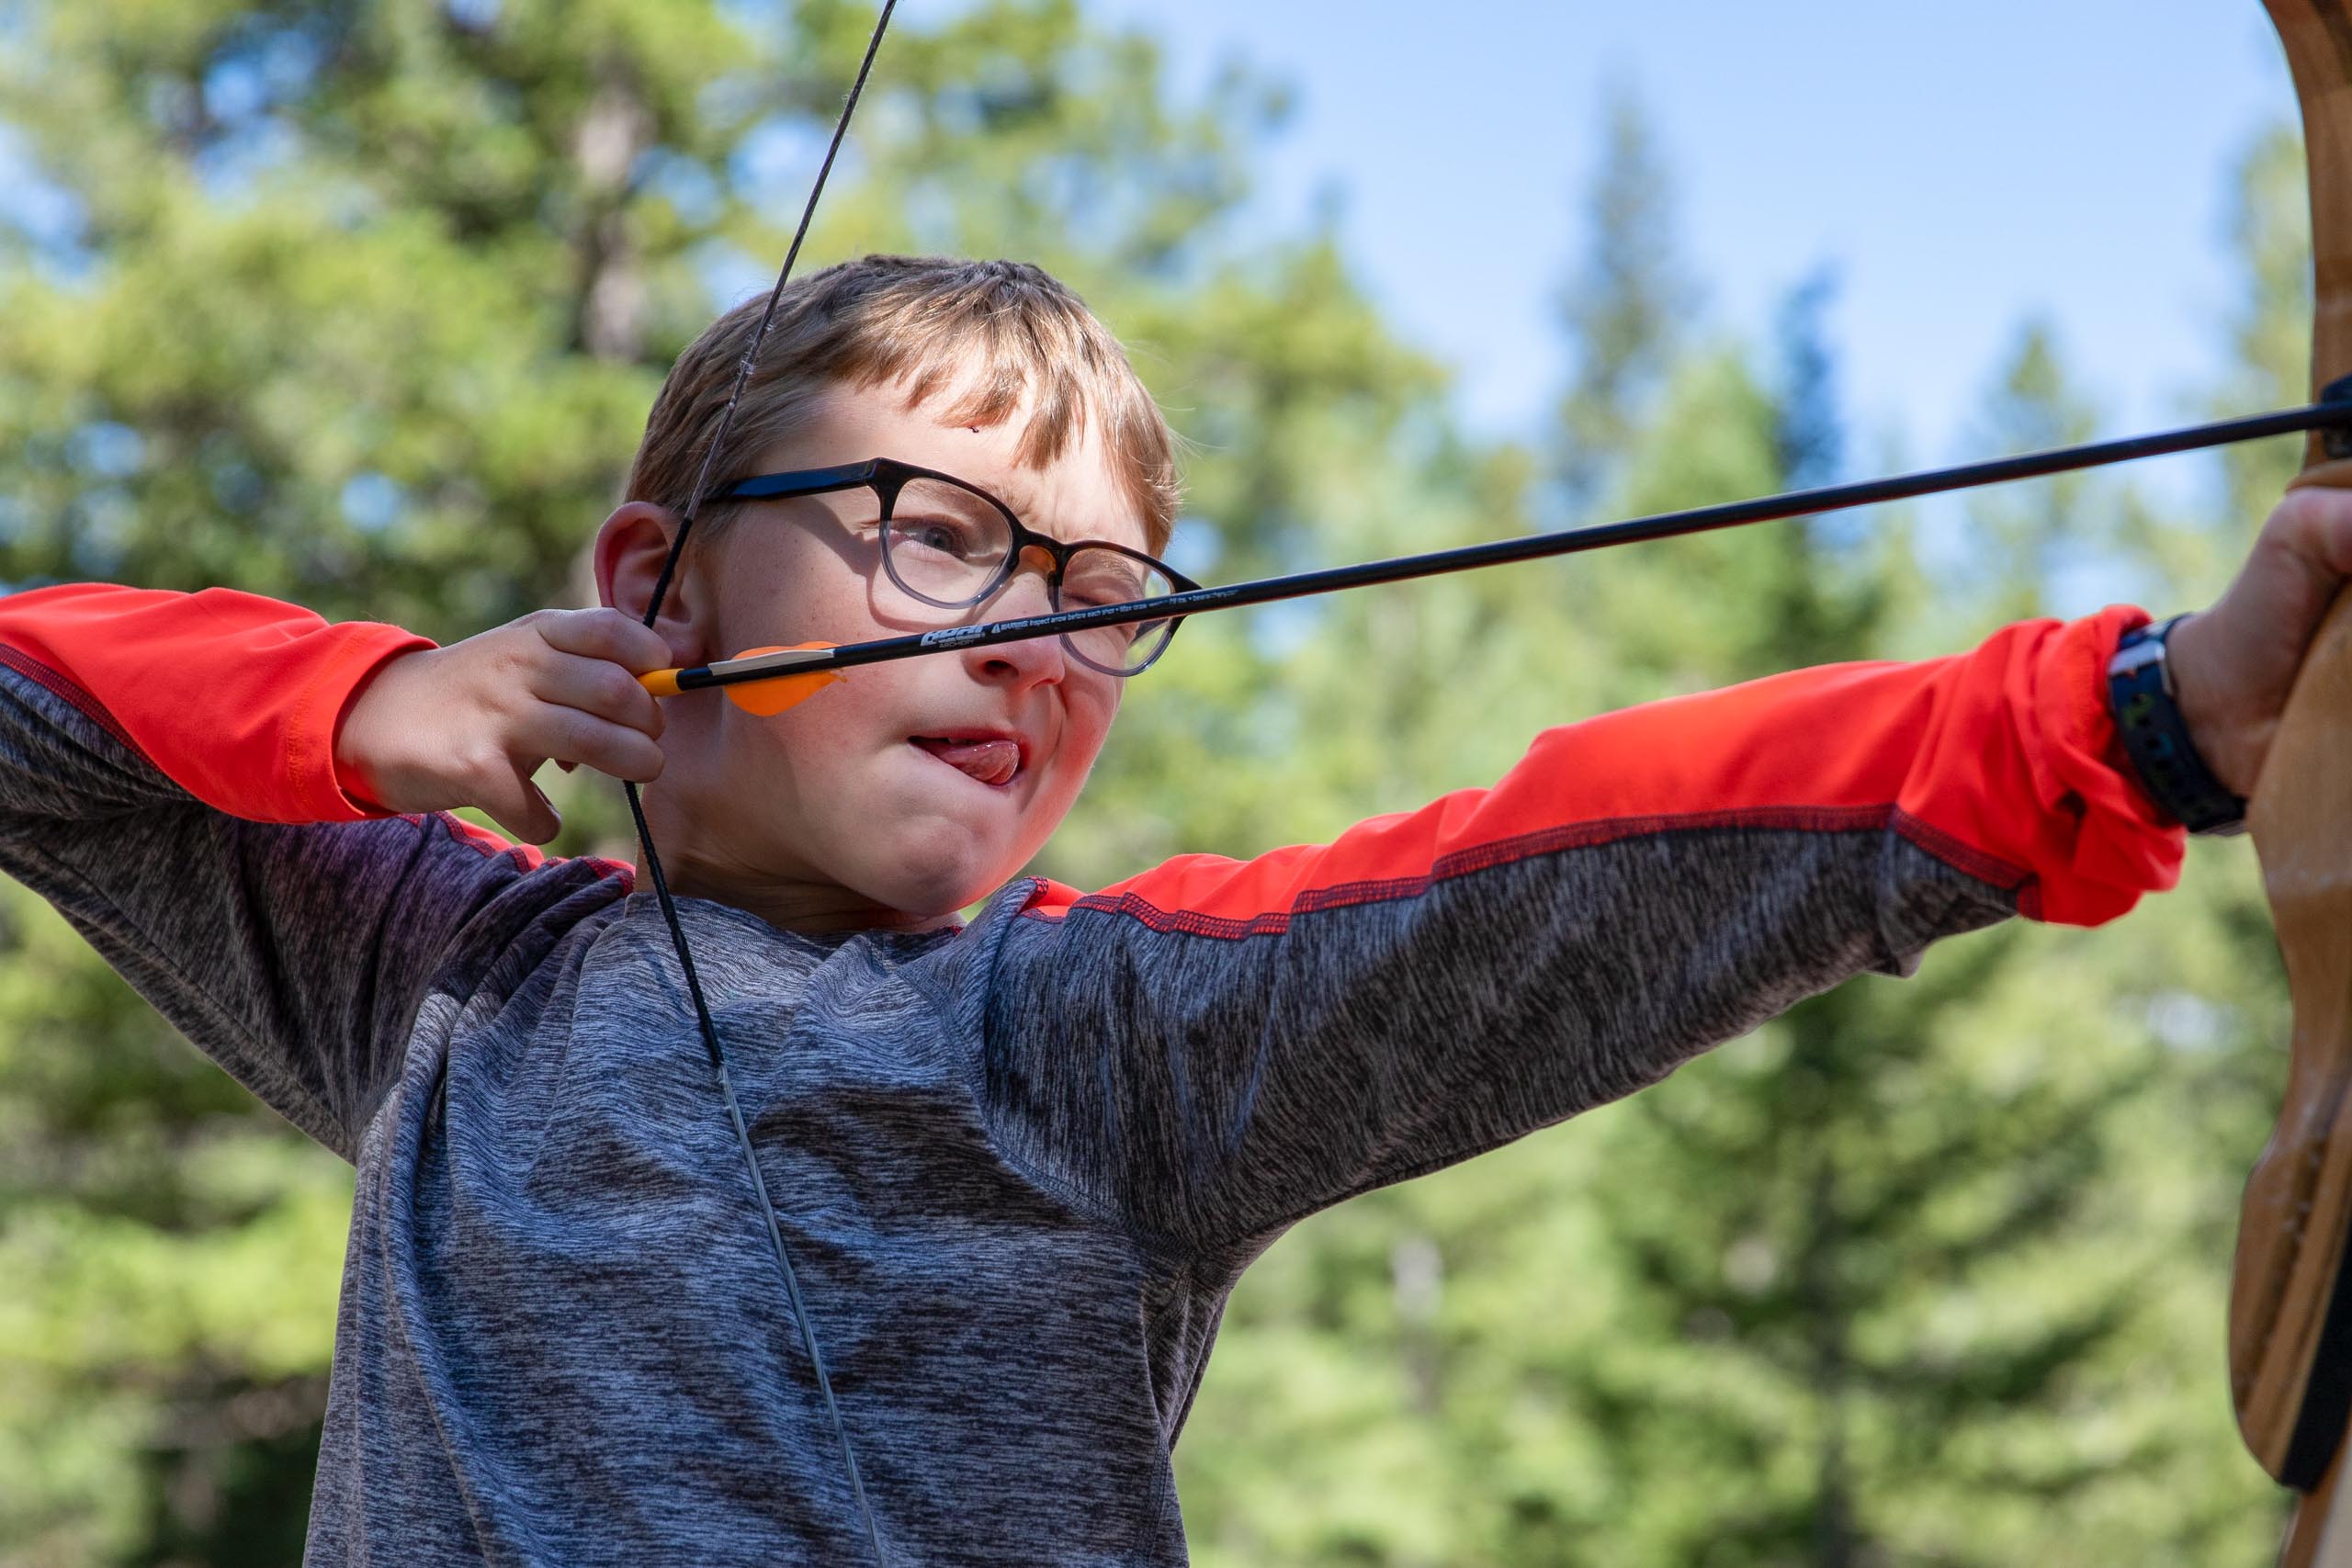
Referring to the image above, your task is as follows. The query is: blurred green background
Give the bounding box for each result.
[0,0,2316,1562]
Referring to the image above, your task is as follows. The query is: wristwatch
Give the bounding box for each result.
[2106,614,2247,836]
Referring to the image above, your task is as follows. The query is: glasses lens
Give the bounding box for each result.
[1056,547,1179,674]
[883,479,1014,607]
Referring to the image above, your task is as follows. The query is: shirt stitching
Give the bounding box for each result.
[1022,804,2035,940]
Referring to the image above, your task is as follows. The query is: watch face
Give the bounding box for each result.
[2110,636,2166,677]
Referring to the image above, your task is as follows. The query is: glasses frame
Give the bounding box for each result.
[706,457,1199,677]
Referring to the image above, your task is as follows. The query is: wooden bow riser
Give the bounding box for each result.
[2237,582,2352,1566]
[2235,6,2352,1563]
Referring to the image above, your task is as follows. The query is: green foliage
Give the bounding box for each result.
[1179,88,2301,1568]
[0,871,347,1563]
[1551,85,1696,513]
[0,4,2315,1564]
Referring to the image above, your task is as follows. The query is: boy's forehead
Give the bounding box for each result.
[773,378,1149,550]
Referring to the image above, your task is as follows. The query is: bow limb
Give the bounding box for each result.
[2233,4,2352,1560]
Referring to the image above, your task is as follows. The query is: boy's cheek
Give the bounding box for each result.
[1057,679,1122,761]
[720,658,1117,897]
[1003,728,1104,862]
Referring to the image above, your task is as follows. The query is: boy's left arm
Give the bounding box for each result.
[981,607,2179,1258]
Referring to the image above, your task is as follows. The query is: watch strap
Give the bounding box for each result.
[2108,614,2247,836]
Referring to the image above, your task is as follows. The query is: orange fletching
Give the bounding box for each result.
[723,642,844,716]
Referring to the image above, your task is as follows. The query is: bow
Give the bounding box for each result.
[2231,6,2352,1560]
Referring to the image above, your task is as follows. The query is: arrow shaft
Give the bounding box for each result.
[664,397,2352,694]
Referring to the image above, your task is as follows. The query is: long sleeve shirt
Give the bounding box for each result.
[0,583,2184,1565]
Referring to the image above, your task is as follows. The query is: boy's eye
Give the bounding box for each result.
[882,479,1015,602]
[1060,573,1145,609]
[892,514,995,559]
[1060,551,1166,609]
[885,479,1010,562]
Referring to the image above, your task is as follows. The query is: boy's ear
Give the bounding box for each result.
[595,501,709,665]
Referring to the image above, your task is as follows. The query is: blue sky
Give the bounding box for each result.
[4,2,2300,502]
[923,1,2297,480]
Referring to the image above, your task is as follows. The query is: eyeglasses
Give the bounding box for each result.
[706,457,1198,676]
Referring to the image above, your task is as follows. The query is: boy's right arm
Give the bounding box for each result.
[0,584,657,1158]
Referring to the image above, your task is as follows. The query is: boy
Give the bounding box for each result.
[2,254,2346,1565]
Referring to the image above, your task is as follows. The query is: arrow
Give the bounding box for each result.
[644,391,2352,711]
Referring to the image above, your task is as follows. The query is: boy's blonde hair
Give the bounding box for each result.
[627,255,1178,554]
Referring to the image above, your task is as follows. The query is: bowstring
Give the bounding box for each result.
[625,5,898,1562]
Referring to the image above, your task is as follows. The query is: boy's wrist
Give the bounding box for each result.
[2106,614,2249,836]
[331,643,438,818]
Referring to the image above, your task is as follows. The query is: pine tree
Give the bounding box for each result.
[1550,86,1697,515]
[1554,194,2288,1568]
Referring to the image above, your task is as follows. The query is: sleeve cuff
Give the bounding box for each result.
[2022,604,2187,924]
[298,624,435,822]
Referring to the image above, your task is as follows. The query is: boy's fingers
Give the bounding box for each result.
[2271,484,2352,589]
[526,708,666,785]
[480,771,563,846]
[534,651,665,739]
[2301,486,2352,578]
[535,607,677,676]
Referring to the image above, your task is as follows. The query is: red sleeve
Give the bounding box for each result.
[0,582,432,824]
[1032,607,2181,931]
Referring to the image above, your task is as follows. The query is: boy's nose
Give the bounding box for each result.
[1012,542,1058,588]
[966,547,1066,684]
[992,543,1059,612]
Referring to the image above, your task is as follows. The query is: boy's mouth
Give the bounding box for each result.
[910,732,1026,788]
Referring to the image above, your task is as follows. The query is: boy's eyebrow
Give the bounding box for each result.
[914,433,1148,548]
[977,473,1104,546]
[966,467,1030,509]
[1035,501,1150,553]
[989,479,1055,527]
[997,469,1152,549]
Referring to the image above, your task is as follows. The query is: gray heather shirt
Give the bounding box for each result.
[0,657,2018,1564]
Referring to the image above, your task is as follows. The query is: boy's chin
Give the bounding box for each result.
[843,803,1058,918]
[850,845,1019,921]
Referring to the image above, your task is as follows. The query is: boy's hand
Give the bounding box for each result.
[2168,484,2352,799]
[334,608,673,844]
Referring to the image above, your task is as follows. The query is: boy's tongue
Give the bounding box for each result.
[913,736,1021,785]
